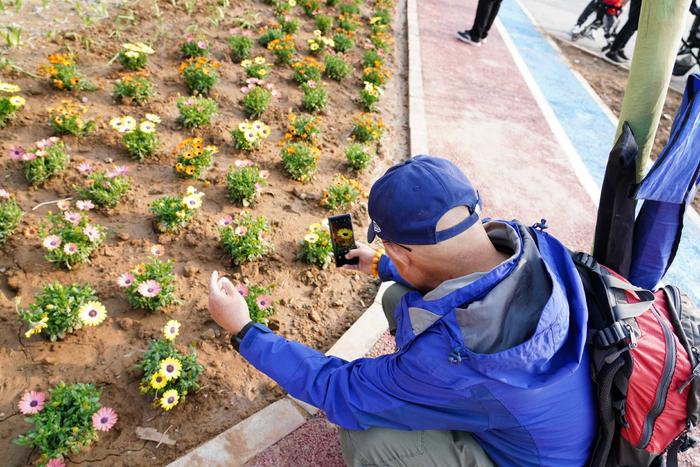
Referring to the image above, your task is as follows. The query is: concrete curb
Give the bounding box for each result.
[167,282,392,466]
[406,0,428,155]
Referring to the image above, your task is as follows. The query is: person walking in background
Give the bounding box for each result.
[605,0,641,63]
[457,0,504,47]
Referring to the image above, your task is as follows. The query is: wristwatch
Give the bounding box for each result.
[231,321,255,351]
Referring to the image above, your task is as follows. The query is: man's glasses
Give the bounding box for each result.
[379,239,413,252]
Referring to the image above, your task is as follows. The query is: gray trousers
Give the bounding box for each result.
[340,284,494,467]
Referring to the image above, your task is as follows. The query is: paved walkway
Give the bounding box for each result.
[175,0,700,464]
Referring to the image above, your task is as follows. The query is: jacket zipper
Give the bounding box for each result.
[638,306,677,449]
[664,286,700,394]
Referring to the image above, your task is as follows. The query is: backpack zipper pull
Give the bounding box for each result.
[604,324,638,364]
[678,347,700,394]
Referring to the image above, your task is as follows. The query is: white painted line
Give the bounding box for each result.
[167,398,307,467]
[495,18,601,207]
[406,0,429,155]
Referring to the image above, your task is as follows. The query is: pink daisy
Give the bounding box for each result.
[259,170,270,179]
[77,162,93,174]
[234,226,248,236]
[246,78,259,85]
[21,152,36,161]
[18,390,46,415]
[256,295,272,310]
[46,459,65,467]
[306,80,316,89]
[63,243,78,255]
[83,224,101,242]
[186,98,195,106]
[234,159,254,168]
[255,183,262,192]
[42,235,61,251]
[92,406,118,432]
[265,83,274,90]
[150,244,165,257]
[240,86,250,94]
[0,188,10,199]
[56,199,70,211]
[117,272,135,288]
[8,146,24,161]
[112,165,129,176]
[197,40,207,49]
[63,211,81,225]
[217,215,233,227]
[48,136,60,144]
[76,200,95,211]
[236,284,249,297]
[137,280,161,298]
[271,90,280,98]
[35,138,52,149]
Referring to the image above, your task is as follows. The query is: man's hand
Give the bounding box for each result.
[342,243,378,275]
[208,270,252,335]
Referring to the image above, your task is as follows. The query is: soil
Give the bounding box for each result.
[555,39,700,212]
[0,1,408,466]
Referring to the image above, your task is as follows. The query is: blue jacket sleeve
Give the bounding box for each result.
[377,255,411,286]
[239,323,490,432]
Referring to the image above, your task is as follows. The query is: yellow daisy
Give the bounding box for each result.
[121,116,137,132]
[145,113,161,123]
[241,59,252,68]
[182,194,202,210]
[150,372,167,390]
[139,121,156,134]
[308,223,322,233]
[24,316,49,338]
[0,82,20,93]
[186,186,197,195]
[163,320,181,341]
[254,56,266,65]
[9,96,25,107]
[159,358,182,381]
[78,301,107,326]
[159,389,179,410]
[304,233,319,244]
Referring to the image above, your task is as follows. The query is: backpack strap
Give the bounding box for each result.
[573,252,655,321]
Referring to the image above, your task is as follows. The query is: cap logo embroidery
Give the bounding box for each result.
[373,221,382,233]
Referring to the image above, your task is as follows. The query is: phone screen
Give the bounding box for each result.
[328,214,359,267]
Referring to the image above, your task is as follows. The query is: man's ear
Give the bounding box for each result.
[386,243,411,268]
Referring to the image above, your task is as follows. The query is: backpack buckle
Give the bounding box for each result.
[592,321,629,347]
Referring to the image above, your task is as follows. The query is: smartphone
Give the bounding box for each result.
[328,214,359,267]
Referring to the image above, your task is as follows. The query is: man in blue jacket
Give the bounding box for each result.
[209,156,597,466]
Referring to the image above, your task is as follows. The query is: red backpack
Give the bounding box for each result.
[572,252,700,466]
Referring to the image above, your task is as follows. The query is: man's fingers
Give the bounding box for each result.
[218,277,238,295]
[209,270,219,294]
[345,249,360,259]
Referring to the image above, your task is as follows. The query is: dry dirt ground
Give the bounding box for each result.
[0,1,408,465]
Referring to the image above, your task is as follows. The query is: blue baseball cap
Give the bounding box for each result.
[367,156,481,245]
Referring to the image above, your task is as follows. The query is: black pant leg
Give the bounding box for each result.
[610,0,642,52]
[577,1,598,26]
[482,0,504,38]
[471,0,496,40]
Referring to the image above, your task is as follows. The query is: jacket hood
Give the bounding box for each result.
[392,220,589,389]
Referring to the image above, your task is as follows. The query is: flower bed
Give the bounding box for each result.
[0,0,403,464]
